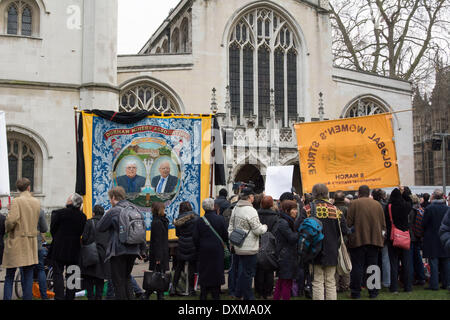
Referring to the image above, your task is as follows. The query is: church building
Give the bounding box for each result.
[0,0,414,211]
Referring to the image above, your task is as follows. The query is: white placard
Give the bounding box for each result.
[0,111,9,196]
[264,166,294,200]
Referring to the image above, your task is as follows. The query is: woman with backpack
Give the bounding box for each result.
[255,196,280,299]
[144,201,169,300]
[384,188,413,293]
[81,205,111,300]
[273,200,299,300]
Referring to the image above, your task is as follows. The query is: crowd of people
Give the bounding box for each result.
[1,177,450,300]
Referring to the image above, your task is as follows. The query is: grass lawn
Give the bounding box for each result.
[72,285,449,300]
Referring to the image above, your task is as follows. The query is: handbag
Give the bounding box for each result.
[336,218,352,276]
[202,216,231,270]
[143,270,171,292]
[229,208,250,248]
[388,204,411,250]
[80,220,100,267]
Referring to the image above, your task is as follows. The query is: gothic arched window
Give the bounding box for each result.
[180,17,189,53]
[4,1,38,36]
[7,4,18,34]
[171,28,180,53]
[7,132,43,193]
[119,83,180,114]
[21,5,32,36]
[228,7,299,127]
[344,96,389,118]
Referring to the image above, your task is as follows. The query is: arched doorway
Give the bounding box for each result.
[234,164,265,194]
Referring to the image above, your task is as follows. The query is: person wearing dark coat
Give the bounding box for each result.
[192,198,228,300]
[146,201,169,300]
[422,189,450,290]
[273,200,299,300]
[255,196,279,299]
[215,188,231,216]
[49,193,87,300]
[171,201,198,296]
[439,209,450,255]
[298,184,342,300]
[81,205,111,300]
[384,188,412,293]
[96,187,147,300]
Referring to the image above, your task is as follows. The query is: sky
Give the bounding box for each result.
[117,0,181,55]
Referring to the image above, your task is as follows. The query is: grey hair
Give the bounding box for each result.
[432,189,444,200]
[312,183,329,200]
[126,161,137,168]
[70,193,83,208]
[202,198,215,211]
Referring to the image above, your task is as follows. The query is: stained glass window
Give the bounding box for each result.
[7,137,36,192]
[119,83,180,113]
[21,6,32,36]
[7,5,18,35]
[229,45,240,116]
[228,8,299,127]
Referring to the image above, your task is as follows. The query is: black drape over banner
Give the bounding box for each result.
[213,116,226,186]
[75,110,226,195]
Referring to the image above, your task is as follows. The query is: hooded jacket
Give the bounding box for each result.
[173,211,198,262]
[228,200,267,255]
[96,200,147,262]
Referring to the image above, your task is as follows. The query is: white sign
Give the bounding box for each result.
[264,166,294,200]
[0,111,9,196]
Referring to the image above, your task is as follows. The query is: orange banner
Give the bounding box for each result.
[294,113,400,193]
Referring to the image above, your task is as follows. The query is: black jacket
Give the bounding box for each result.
[423,200,449,258]
[275,212,299,279]
[49,205,87,264]
[215,196,231,216]
[439,209,450,254]
[149,215,170,272]
[192,211,228,287]
[257,208,280,233]
[299,200,341,266]
[174,211,198,262]
[81,215,111,279]
[384,189,411,238]
[96,200,147,261]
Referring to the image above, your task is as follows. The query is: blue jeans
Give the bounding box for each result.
[130,275,144,294]
[235,254,257,300]
[227,254,239,297]
[409,241,425,282]
[35,248,48,299]
[428,258,450,290]
[3,266,34,300]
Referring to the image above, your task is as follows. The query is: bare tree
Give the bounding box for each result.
[330,0,450,92]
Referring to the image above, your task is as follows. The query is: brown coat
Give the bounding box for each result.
[347,197,386,249]
[2,191,40,268]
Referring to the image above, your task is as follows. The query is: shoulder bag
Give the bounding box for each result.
[229,208,250,248]
[202,216,231,270]
[80,220,100,267]
[388,204,411,250]
[336,218,352,275]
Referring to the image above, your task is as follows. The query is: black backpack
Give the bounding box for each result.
[256,221,279,271]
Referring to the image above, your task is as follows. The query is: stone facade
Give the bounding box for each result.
[0,0,413,211]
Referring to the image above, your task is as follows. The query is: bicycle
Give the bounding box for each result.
[14,243,54,299]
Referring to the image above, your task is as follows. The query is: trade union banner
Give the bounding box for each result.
[294,113,400,193]
[76,110,217,240]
